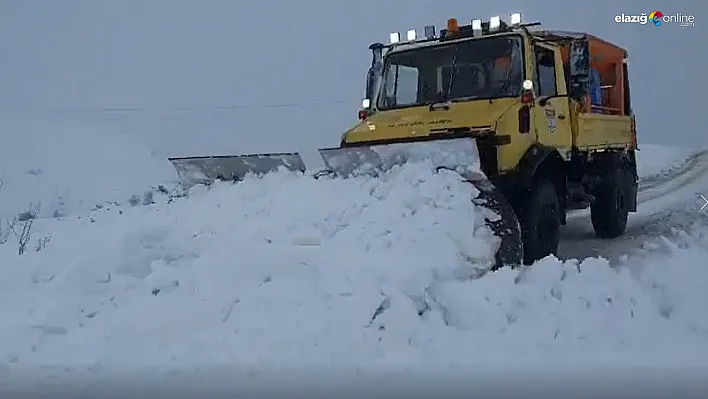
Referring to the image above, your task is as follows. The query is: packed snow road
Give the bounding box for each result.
[559,148,708,262]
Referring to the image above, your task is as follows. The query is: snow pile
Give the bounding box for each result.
[0,162,496,369]
[622,222,708,339]
[1,161,707,381]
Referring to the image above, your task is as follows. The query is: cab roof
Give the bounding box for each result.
[383,27,628,61]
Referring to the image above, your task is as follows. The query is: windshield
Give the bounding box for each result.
[377,35,524,110]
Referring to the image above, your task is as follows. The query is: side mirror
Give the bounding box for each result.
[365,67,376,103]
[362,43,384,121]
[569,39,590,99]
[365,43,384,102]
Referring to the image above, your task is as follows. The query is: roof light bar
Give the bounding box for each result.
[388,12,523,45]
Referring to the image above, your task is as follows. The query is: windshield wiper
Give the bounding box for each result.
[429,48,459,112]
[443,51,458,101]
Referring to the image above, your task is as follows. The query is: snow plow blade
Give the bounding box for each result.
[169,153,306,190]
[318,138,522,269]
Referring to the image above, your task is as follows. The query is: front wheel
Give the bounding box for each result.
[519,180,561,265]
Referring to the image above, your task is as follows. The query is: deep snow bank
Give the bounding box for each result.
[0,162,497,367]
[1,161,707,380]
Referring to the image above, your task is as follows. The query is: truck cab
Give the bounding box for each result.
[343,14,638,265]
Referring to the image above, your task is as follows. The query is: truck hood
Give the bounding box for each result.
[343,98,518,144]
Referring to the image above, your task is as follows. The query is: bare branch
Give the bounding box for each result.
[36,233,52,252]
[0,189,50,254]
[17,218,33,255]
[11,202,42,255]
[0,218,10,244]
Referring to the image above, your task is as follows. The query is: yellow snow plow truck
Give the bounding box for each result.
[169,14,638,268]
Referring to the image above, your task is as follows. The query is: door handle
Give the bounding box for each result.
[429,102,450,111]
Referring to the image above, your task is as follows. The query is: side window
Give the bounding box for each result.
[395,66,419,105]
[381,66,397,107]
[535,47,557,97]
[381,65,420,107]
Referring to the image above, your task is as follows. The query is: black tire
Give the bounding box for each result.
[519,180,561,265]
[591,168,632,238]
[472,184,523,270]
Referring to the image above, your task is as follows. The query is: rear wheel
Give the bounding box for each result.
[519,180,561,265]
[591,169,632,238]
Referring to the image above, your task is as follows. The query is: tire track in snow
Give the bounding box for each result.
[636,149,708,204]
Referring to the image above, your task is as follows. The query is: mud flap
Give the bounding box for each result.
[318,138,523,269]
[169,153,306,189]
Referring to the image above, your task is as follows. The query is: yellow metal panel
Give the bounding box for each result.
[575,113,632,149]
[344,98,518,143]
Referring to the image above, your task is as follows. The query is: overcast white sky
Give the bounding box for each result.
[0,0,705,155]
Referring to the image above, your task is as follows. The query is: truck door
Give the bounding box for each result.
[533,44,572,154]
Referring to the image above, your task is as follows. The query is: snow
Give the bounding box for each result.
[0,2,706,393]
[1,154,707,385]
[1,111,706,381]
[0,163,495,367]
[1,96,704,381]
[0,114,176,221]
[636,143,699,178]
